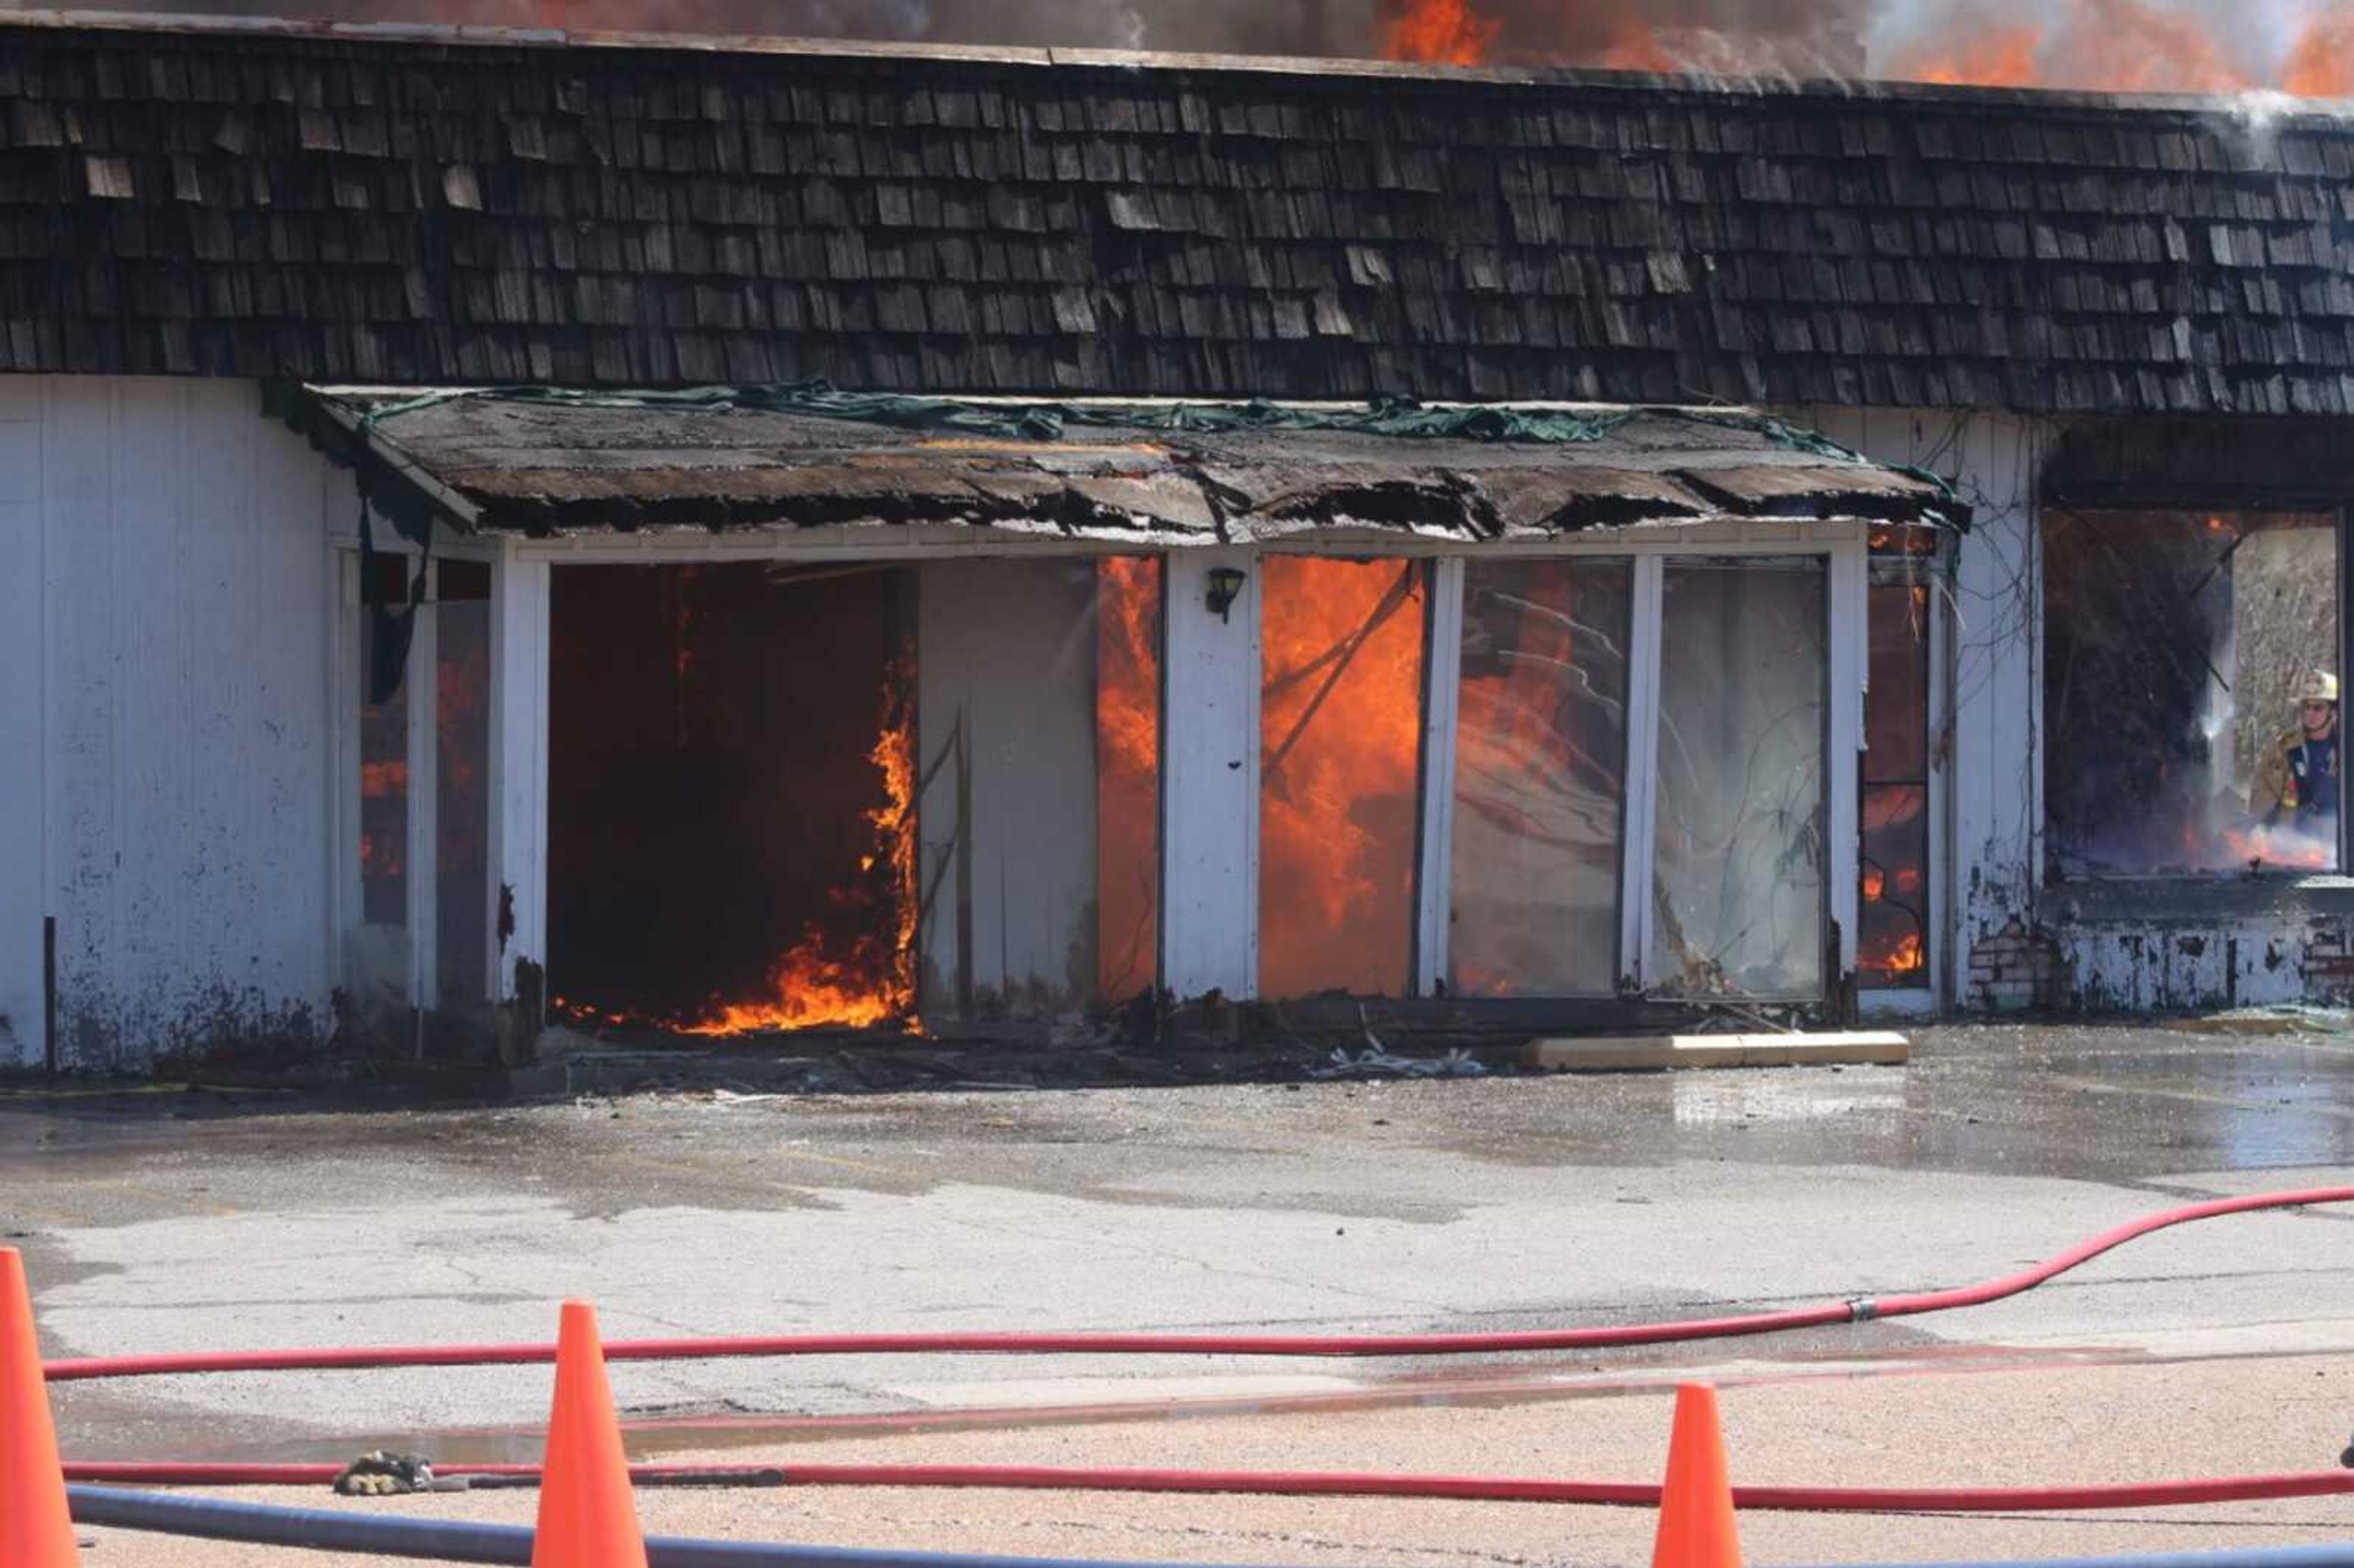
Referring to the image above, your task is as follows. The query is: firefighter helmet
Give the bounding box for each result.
[2300,669,2341,706]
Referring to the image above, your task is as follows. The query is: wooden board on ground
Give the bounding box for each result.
[1525,1032,1910,1071]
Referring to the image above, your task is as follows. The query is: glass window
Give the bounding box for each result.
[1448,558,1632,996]
[1651,561,1827,998]
[1861,580,1931,989]
[358,554,411,929]
[1259,557,1428,999]
[434,560,491,1011]
[2044,510,2341,875]
[1095,557,1162,1005]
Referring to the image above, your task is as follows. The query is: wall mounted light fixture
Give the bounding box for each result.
[1205,566,1247,623]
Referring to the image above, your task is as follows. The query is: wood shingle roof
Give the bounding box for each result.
[9,12,2354,412]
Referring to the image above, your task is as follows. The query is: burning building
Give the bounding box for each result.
[3,7,2352,1068]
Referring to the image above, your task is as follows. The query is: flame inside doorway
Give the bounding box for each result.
[547,562,919,1035]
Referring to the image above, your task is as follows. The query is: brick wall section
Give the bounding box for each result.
[2303,923,2354,1000]
[1969,919,2067,1010]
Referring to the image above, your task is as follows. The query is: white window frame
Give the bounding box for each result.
[332,544,503,1018]
[1859,550,1950,1017]
[1379,525,1868,1002]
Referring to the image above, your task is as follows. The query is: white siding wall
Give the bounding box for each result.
[0,376,345,1068]
[0,380,45,1065]
[1794,408,2047,1004]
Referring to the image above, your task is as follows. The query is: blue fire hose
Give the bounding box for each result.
[66,1486,2354,1568]
[66,1485,1305,1568]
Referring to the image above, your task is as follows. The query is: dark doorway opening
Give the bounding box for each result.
[546,562,916,1032]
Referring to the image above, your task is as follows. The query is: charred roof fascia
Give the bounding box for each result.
[265,381,484,542]
[285,382,1967,539]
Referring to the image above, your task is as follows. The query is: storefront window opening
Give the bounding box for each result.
[1447,557,1632,996]
[1650,559,1829,999]
[2044,509,2341,876]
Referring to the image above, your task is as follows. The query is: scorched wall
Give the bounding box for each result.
[0,376,345,1068]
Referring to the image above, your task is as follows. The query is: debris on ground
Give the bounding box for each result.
[332,1451,436,1496]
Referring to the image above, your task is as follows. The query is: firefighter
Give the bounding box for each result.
[2253,669,2340,831]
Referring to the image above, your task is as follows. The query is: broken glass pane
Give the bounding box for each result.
[1449,558,1631,996]
[1651,561,1827,998]
[1259,557,1428,1000]
[2044,510,2340,875]
[358,555,409,930]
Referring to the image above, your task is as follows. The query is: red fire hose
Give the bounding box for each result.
[42,1184,2354,1382]
[41,1187,2354,1515]
[53,1460,2354,1513]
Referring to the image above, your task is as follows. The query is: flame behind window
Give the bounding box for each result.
[1258,556,1428,1000]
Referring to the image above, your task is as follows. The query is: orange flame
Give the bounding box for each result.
[2065,0,2251,93]
[1886,0,2333,94]
[2286,14,2354,97]
[1595,18,1677,73]
[1861,932,1926,980]
[1381,0,1500,64]
[1371,0,2354,97]
[1259,557,1426,999]
[360,759,408,799]
[677,669,920,1035]
[2219,823,2337,872]
[1900,25,2041,86]
[1096,558,1162,1003]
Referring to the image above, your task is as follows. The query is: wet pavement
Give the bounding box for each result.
[4,1021,2353,1561]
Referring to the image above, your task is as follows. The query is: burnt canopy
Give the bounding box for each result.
[283,384,1964,538]
[9,12,2354,413]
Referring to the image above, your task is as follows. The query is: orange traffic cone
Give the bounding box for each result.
[1650,1383,1742,1568]
[1,1247,80,1566]
[531,1302,648,1568]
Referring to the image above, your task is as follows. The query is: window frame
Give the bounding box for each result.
[332,545,503,1021]
[2037,503,2348,884]
[490,521,1875,1017]
[1858,551,1948,1013]
[1392,527,1866,1003]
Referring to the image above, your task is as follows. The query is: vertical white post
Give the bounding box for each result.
[1828,533,1868,984]
[487,544,550,1003]
[1619,555,1666,990]
[1160,547,1259,1002]
[1416,557,1465,995]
